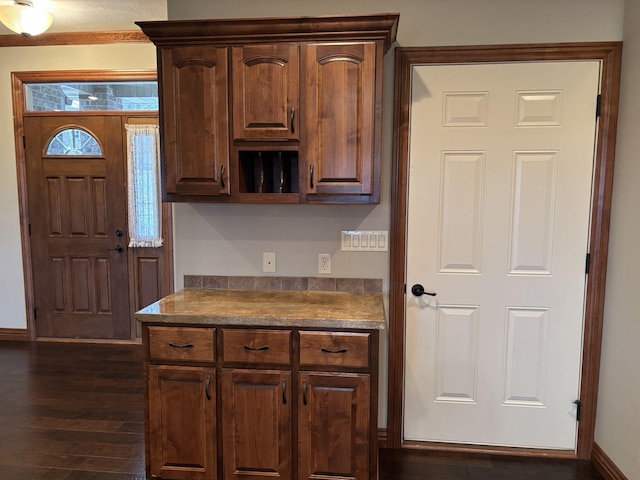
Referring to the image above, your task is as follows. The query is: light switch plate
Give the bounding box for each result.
[341,230,388,252]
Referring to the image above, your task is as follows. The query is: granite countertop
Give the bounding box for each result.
[136,288,386,330]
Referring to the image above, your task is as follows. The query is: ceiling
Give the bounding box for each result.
[0,0,167,35]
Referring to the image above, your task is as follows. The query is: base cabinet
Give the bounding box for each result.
[148,366,217,480]
[144,325,379,480]
[221,369,292,480]
[298,373,371,480]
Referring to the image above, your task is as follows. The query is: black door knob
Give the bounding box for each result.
[115,229,124,237]
[411,284,436,297]
[108,245,125,253]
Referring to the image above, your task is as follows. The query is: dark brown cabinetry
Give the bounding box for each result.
[143,324,379,480]
[158,46,230,200]
[232,44,300,141]
[304,42,378,201]
[298,373,370,480]
[137,14,398,204]
[148,366,217,480]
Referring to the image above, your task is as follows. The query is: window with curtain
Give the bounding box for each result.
[125,124,163,248]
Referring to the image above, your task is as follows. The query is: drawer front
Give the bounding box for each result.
[222,329,292,365]
[148,326,216,362]
[299,331,370,368]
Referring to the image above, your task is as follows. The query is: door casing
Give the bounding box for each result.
[11,69,174,342]
[387,42,622,459]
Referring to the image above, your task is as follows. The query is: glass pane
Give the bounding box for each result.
[25,81,158,112]
[46,128,102,156]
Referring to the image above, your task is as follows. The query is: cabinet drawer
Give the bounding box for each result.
[299,331,370,368]
[222,329,292,365]
[148,326,216,362]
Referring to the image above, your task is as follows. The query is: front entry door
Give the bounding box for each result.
[403,62,600,449]
[25,116,130,339]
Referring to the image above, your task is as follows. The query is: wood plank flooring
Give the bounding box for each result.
[0,341,606,479]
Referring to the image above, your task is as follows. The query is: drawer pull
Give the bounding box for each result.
[282,379,287,405]
[302,380,308,405]
[244,345,270,351]
[321,347,348,354]
[205,375,212,401]
[168,342,194,349]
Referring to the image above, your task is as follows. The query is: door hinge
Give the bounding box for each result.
[404,283,406,294]
[585,253,591,274]
[33,308,37,320]
[574,399,583,421]
[28,223,32,236]
[22,135,26,149]
[595,94,602,118]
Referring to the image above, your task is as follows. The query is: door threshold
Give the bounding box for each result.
[401,440,576,460]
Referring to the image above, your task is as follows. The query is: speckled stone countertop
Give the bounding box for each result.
[136,288,386,330]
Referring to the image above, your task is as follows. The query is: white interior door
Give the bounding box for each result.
[403,61,600,449]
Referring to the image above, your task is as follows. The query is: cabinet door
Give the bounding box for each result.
[304,42,378,201]
[221,369,292,480]
[159,45,230,198]
[232,44,299,140]
[148,366,216,480]
[298,372,371,480]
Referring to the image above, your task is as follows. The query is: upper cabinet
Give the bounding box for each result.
[232,44,300,141]
[304,42,377,201]
[159,45,230,200]
[137,14,399,204]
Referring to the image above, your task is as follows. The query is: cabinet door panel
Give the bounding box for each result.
[298,372,370,480]
[222,369,292,480]
[233,44,299,140]
[305,43,377,198]
[160,45,229,197]
[148,366,216,480]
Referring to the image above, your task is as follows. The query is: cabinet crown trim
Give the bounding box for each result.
[136,13,399,52]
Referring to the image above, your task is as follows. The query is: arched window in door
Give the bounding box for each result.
[46,128,103,156]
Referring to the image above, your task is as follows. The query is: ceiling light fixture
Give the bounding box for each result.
[0,0,53,37]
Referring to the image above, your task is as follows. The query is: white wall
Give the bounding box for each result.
[595,0,640,478]
[0,43,157,329]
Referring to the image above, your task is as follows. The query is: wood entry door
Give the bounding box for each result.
[403,61,600,449]
[25,116,130,339]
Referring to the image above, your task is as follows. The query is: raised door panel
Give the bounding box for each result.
[160,45,230,198]
[298,372,370,480]
[304,42,378,201]
[148,366,216,480]
[221,369,292,480]
[232,44,299,140]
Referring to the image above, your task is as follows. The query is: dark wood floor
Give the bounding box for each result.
[0,341,606,480]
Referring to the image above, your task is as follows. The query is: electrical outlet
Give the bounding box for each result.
[263,252,276,272]
[318,253,331,274]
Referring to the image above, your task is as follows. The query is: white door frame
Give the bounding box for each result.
[386,42,623,460]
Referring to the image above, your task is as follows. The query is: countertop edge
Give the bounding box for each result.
[135,313,386,331]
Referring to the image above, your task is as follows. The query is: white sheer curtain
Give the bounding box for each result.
[125,124,163,248]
